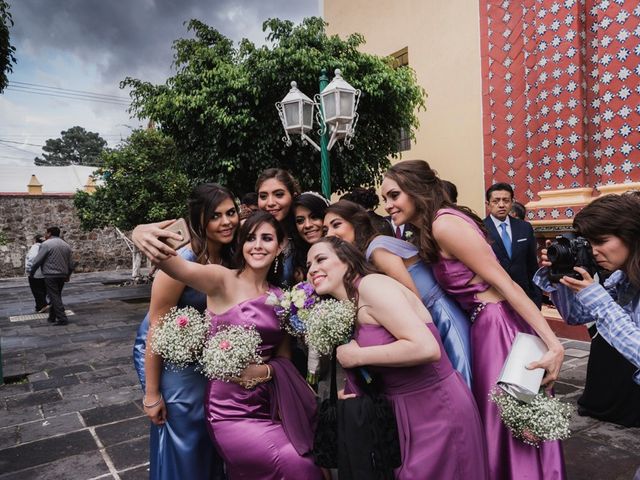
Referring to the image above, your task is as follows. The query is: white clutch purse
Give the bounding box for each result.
[497,333,548,403]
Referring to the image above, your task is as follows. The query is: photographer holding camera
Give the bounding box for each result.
[534,192,640,427]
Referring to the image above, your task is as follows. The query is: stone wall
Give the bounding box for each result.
[0,194,135,278]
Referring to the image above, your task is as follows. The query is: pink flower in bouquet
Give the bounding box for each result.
[219,340,232,351]
[176,315,189,328]
[521,429,541,446]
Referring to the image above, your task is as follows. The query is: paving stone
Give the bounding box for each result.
[95,416,148,447]
[563,340,591,352]
[42,396,100,418]
[563,434,639,480]
[31,375,80,391]
[59,381,114,398]
[0,382,31,397]
[105,436,149,471]
[553,381,579,396]
[564,348,590,359]
[0,450,110,479]
[90,356,132,370]
[47,364,93,377]
[97,386,141,406]
[81,402,143,427]
[26,371,48,382]
[0,429,98,474]
[77,366,124,382]
[580,421,640,454]
[0,425,19,449]
[118,464,150,480]
[570,410,601,433]
[18,413,84,444]
[105,373,140,390]
[5,390,62,410]
[0,406,42,428]
[558,364,588,385]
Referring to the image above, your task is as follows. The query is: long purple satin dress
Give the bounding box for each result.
[204,291,323,480]
[432,208,566,480]
[346,322,488,480]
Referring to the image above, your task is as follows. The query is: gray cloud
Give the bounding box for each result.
[9,0,319,85]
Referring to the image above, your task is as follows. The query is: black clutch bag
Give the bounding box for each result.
[313,352,402,478]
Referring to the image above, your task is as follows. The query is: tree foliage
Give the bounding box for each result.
[74,129,190,231]
[0,0,16,93]
[35,126,108,166]
[122,17,426,195]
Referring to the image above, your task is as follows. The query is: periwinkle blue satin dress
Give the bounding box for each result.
[366,235,473,387]
[132,248,223,480]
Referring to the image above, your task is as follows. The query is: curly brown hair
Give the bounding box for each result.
[384,160,486,263]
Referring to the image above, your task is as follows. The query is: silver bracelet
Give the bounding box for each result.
[143,393,163,408]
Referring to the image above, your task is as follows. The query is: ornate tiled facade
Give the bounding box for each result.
[480,0,640,227]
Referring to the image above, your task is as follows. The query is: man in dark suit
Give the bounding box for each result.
[484,183,542,308]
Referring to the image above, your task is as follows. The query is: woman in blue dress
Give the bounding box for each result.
[323,200,473,388]
[132,183,238,480]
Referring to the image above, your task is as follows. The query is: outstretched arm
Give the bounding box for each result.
[133,221,228,296]
[433,214,563,385]
[337,275,440,369]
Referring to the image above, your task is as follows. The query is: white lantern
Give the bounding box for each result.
[276,81,315,133]
[319,69,358,126]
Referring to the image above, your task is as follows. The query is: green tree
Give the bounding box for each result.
[0,0,17,93]
[35,126,107,166]
[122,17,426,195]
[74,129,189,231]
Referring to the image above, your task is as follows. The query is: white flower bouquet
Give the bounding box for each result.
[304,298,357,356]
[150,306,209,370]
[199,324,263,381]
[489,387,573,447]
[267,281,319,337]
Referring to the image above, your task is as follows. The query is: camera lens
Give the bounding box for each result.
[546,244,567,263]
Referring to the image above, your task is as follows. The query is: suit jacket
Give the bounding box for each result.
[384,216,417,241]
[484,216,543,308]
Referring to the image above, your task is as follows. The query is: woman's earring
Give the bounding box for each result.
[273,256,279,275]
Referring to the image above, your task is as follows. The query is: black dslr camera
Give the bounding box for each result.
[547,234,599,283]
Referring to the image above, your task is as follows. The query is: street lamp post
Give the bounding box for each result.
[276,69,360,199]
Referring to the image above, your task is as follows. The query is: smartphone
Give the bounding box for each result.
[162,218,191,250]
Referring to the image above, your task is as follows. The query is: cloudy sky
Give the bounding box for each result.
[0,0,319,165]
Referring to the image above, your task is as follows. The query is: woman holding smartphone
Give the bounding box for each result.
[381,160,565,480]
[133,212,322,480]
[132,183,237,480]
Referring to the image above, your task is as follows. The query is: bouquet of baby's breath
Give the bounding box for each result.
[304,299,357,356]
[199,324,263,381]
[489,387,573,447]
[150,306,209,370]
[267,281,319,337]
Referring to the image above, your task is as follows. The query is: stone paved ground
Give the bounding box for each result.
[0,271,638,479]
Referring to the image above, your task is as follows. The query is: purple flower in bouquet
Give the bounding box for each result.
[268,282,319,337]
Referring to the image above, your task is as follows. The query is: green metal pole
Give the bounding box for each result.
[319,69,331,199]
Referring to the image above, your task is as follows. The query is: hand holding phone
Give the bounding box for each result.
[162,218,190,250]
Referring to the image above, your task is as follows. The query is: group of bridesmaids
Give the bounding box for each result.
[131,160,567,480]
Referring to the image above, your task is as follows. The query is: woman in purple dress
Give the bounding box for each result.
[381,160,566,480]
[133,212,322,480]
[307,237,488,480]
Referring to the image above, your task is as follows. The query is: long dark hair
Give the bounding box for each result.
[324,200,382,253]
[233,211,285,285]
[292,192,330,274]
[573,192,640,288]
[313,236,378,302]
[186,183,237,266]
[384,160,486,263]
[255,168,301,241]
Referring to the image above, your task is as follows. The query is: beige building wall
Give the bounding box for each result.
[324,0,486,214]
